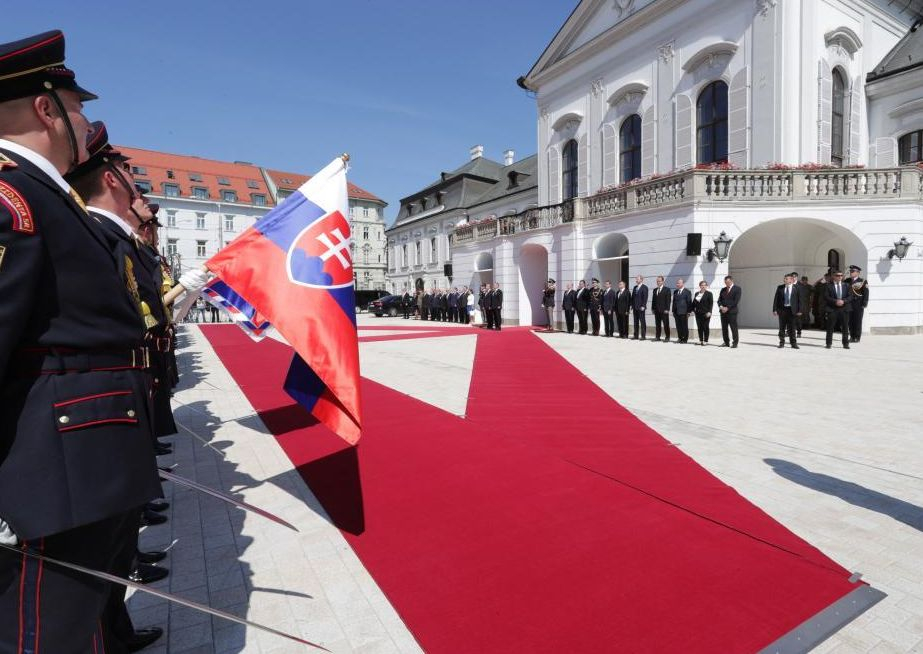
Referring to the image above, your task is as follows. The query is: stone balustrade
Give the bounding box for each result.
[450,166,922,245]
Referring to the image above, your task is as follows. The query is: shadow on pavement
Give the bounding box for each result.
[765,458,923,532]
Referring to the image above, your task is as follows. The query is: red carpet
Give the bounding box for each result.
[201,325,868,653]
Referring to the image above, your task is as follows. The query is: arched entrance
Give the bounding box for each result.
[474,252,494,288]
[519,244,549,326]
[593,232,629,284]
[415,277,424,292]
[728,218,867,328]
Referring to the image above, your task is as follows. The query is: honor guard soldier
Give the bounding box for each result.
[0,31,163,652]
[589,278,603,335]
[846,265,869,342]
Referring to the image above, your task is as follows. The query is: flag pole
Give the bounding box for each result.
[163,154,350,307]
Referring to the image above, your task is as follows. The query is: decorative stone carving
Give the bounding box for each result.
[756,0,776,17]
[613,0,636,19]
[590,79,603,97]
[658,42,674,64]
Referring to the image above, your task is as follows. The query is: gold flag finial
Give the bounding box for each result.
[340,153,350,163]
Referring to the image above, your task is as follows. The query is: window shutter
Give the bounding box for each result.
[641,106,656,175]
[728,67,750,168]
[602,124,616,187]
[873,137,897,167]
[675,94,693,168]
[578,134,588,197]
[848,75,862,165]
[547,145,560,204]
[817,60,832,164]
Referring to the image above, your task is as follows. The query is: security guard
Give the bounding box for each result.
[589,277,604,336]
[0,31,163,652]
[846,265,869,343]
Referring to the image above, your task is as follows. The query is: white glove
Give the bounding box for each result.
[0,518,18,546]
[178,268,210,294]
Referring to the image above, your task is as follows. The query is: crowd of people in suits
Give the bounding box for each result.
[398,283,505,329]
[546,264,868,350]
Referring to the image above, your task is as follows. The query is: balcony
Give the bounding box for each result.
[450,166,922,245]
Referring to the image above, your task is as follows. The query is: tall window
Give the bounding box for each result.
[696,81,729,164]
[619,114,642,183]
[430,237,437,262]
[196,240,207,257]
[402,244,407,266]
[561,139,578,200]
[363,226,369,240]
[224,215,234,231]
[831,69,846,167]
[163,183,179,197]
[167,239,177,256]
[415,241,422,264]
[195,213,205,230]
[166,211,177,228]
[899,130,923,164]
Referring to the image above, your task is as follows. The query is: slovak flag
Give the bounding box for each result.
[206,157,361,443]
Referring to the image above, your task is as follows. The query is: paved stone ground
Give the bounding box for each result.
[128,315,923,653]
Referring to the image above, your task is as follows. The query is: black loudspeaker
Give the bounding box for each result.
[444,263,453,278]
[686,233,702,256]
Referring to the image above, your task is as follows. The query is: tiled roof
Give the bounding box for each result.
[265,168,385,204]
[117,146,274,206]
[868,23,923,81]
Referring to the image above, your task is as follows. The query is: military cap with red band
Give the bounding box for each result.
[0,30,97,103]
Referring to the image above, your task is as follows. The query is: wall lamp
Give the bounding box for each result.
[888,236,912,261]
[706,231,733,263]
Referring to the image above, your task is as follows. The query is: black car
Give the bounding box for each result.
[354,289,389,312]
[369,294,406,317]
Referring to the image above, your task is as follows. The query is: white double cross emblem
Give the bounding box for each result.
[316,227,351,270]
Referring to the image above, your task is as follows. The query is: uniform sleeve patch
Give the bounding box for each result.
[0,181,33,234]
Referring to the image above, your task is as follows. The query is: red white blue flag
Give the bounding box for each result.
[201,278,272,341]
[206,157,361,443]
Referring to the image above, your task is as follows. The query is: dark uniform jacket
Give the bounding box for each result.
[589,287,603,310]
[575,287,590,311]
[489,289,503,310]
[541,288,555,308]
[651,285,671,312]
[0,147,161,540]
[848,277,869,309]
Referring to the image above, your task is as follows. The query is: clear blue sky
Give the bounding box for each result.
[4,1,567,223]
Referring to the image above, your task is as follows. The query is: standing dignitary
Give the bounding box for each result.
[772,273,802,349]
[575,280,590,335]
[589,278,603,336]
[615,280,631,338]
[562,282,577,333]
[717,275,742,347]
[489,282,503,330]
[825,270,852,349]
[0,31,164,652]
[651,276,671,341]
[813,273,831,329]
[847,265,869,342]
[672,279,693,343]
[631,275,648,340]
[692,281,713,345]
[796,276,812,336]
[401,288,412,319]
[541,279,556,331]
[601,280,617,337]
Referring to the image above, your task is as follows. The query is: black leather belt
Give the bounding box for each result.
[13,347,151,375]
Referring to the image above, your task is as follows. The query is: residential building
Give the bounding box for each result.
[450,0,923,332]
[386,146,538,294]
[118,148,386,289]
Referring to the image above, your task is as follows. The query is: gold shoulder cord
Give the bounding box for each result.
[124,255,158,329]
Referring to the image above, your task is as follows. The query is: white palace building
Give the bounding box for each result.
[449,0,923,333]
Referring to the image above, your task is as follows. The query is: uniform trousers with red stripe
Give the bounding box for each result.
[0,511,137,654]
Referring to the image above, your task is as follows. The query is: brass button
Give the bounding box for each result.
[58,415,70,424]
[126,409,136,418]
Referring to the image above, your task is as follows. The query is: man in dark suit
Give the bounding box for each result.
[575,280,589,335]
[588,278,603,335]
[601,280,617,337]
[825,270,851,349]
[562,282,577,333]
[615,280,631,338]
[846,265,869,342]
[717,275,742,347]
[672,279,693,343]
[448,287,459,322]
[422,289,432,321]
[401,288,412,319]
[812,273,830,329]
[490,282,503,330]
[796,275,811,336]
[0,31,163,652]
[772,273,802,349]
[651,275,671,341]
[631,275,649,340]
